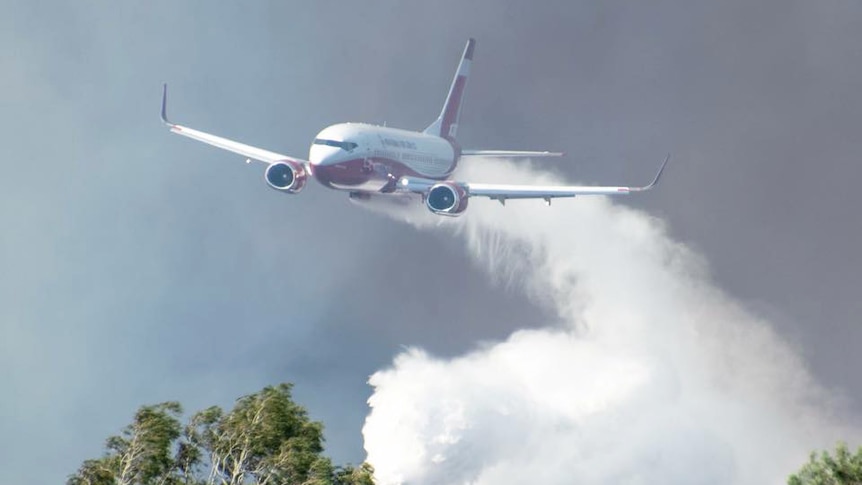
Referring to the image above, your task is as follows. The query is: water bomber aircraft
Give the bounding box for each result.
[161,38,669,216]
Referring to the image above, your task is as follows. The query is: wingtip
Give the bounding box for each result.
[160,83,172,126]
[464,38,476,60]
[646,153,671,189]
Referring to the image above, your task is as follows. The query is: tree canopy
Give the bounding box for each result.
[788,442,862,485]
[68,383,373,485]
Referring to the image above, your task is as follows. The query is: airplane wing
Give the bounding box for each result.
[460,150,564,158]
[399,154,669,204]
[160,84,308,166]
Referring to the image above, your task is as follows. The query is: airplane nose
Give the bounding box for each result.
[309,144,338,167]
[309,151,346,187]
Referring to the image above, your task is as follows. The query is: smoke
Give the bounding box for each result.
[361,158,850,484]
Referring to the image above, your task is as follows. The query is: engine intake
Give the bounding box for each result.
[264,160,308,194]
[426,182,468,216]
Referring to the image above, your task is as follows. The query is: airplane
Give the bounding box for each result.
[160,38,669,216]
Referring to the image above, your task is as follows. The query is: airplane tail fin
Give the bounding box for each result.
[424,38,475,140]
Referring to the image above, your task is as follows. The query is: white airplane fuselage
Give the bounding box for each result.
[308,123,457,193]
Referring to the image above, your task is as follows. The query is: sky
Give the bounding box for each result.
[1,1,860,484]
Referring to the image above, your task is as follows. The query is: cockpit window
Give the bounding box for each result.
[313,139,358,151]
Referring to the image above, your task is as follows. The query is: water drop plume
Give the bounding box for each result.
[362,158,850,485]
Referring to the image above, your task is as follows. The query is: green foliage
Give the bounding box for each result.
[187,384,330,485]
[788,442,862,485]
[69,402,184,485]
[68,384,375,485]
[334,463,376,485]
[67,457,122,485]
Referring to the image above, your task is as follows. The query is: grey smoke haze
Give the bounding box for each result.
[1,1,860,484]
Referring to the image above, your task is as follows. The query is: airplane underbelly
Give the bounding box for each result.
[312,158,389,192]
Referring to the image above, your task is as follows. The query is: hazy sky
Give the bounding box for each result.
[1,1,860,483]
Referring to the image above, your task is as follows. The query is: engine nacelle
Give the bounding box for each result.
[426,182,469,216]
[264,160,308,194]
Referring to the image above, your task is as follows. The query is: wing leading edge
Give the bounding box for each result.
[460,150,564,158]
[160,84,308,166]
[399,154,670,204]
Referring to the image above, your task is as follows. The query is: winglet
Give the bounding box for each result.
[640,153,671,191]
[160,83,173,126]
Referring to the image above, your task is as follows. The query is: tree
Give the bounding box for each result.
[788,442,862,485]
[334,463,375,485]
[187,384,334,485]
[68,402,184,485]
[68,384,374,485]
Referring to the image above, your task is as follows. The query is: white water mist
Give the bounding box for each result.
[362,159,848,484]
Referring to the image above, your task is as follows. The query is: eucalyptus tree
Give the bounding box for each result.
[788,442,862,485]
[68,384,373,485]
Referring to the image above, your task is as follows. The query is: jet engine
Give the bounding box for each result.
[264,160,308,194]
[425,182,469,216]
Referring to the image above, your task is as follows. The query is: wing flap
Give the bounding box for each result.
[397,154,669,202]
[161,84,307,166]
[467,154,670,200]
[460,150,564,158]
[467,183,623,199]
[166,124,297,165]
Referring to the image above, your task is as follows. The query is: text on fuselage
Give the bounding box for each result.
[382,138,418,150]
